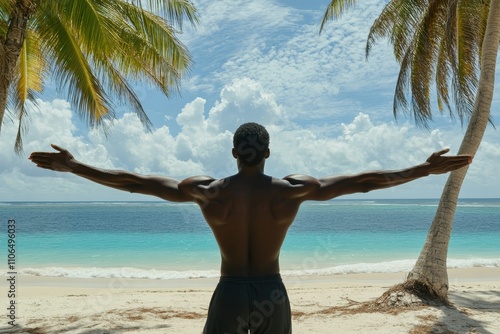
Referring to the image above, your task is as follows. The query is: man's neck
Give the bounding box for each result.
[237,162,265,176]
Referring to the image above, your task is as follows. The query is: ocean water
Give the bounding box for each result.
[0,199,499,279]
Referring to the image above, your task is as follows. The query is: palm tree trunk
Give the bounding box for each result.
[407,0,500,302]
[0,0,35,132]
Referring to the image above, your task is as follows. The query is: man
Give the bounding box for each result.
[29,122,472,334]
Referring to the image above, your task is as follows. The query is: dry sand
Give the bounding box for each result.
[1,267,499,333]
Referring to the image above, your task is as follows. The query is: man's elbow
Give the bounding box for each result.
[359,182,390,193]
[124,182,146,194]
[127,185,139,193]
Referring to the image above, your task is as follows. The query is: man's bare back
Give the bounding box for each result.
[28,122,472,333]
[190,173,305,277]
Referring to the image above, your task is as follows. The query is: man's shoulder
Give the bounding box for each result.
[181,175,216,184]
[178,176,231,202]
[178,176,221,191]
[271,174,320,200]
[281,174,320,186]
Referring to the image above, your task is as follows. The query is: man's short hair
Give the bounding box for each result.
[233,123,270,167]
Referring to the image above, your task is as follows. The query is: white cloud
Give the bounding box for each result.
[183,0,301,41]
[267,113,447,178]
[181,0,500,131]
[179,0,305,95]
[0,79,284,200]
[179,0,403,126]
[0,99,84,173]
[1,79,499,201]
[207,78,285,131]
[1,1,499,201]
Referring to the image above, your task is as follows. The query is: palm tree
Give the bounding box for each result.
[406,0,500,303]
[321,0,500,303]
[0,0,198,153]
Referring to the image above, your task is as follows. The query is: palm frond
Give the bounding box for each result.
[434,0,459,120]
[392,46,413,121]
[435,16,456,119]
[320,0,359,33]
[109,0,191,95]
[2,0,199,151]
[47,0,115,55]
[366,1,397,57]
[15,29,45,99]
[371,0,441,127]
[14,106,27,154]
[0,0,12,38]
[0,0,15,15]
[13,95,37,155]
[477,0,492,60]
[35,10,112,127]
[95,56,154,131]
[10,28,45,153]
[368,0,429,61]
[406,0,451,127]
[452,0,483,123]
[139,0,199,28]
[435,35,454,119]
[323,0,492,130]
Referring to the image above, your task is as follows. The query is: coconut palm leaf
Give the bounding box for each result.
[0,0,198,152]
[142,0,198,28]
[36,9,112,126]
[321,0,499,304]
[320,0,358,32]
[11,29,45,153]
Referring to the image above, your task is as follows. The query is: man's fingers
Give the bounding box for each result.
[460,154,474,163]
[35,162,51,168]
[436,148,450,156]
[30,156,54,164]
[51,144,65,152]
[452,155,473,164]
[446,155,473,170]
[28,153,52,161]
[31,159,66,171]
[28,153,65,168]
[29,144,66,159]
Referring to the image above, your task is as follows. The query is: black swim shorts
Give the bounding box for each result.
[203,274,292,334]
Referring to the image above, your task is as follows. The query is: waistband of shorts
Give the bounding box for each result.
[219,274,282,284]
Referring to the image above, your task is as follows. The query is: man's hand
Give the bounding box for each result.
[29,144,77,172]
[424,148,472,175]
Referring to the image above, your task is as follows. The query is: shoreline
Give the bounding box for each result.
[11,266,500,288]
[7,256,500,283]
[2,267,499,333]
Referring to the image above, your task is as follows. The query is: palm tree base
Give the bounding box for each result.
[311,280,451,319]
[372,280,450,309]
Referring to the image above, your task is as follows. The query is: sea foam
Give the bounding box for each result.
[5,258,498,280]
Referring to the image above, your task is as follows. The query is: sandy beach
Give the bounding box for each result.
[2,267,499,334]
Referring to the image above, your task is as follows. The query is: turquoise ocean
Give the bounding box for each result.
[1,199,499,279]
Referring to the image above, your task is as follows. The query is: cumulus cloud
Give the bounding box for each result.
[1,76,498,201]
[182,0,301,41]
[1,99,84,173]
[182,0,400,122]
[1,1,499,201]
[207,78,285,131]
[0,78,284,200]
[267,113,447,177]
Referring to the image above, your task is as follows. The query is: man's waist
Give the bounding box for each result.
[219,273,282,284]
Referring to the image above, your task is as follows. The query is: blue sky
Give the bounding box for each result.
[0,0,499,201]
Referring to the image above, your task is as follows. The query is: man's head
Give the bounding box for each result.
[232,123,270,167]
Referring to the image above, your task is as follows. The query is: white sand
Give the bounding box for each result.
[1,267,499,333]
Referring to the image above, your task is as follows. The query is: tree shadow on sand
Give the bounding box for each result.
[1,307,205,334]
[1,324,172,334]
[294,283,500,334]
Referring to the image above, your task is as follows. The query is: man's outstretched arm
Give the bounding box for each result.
[29,144,213,202]
[286,149,473,201]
